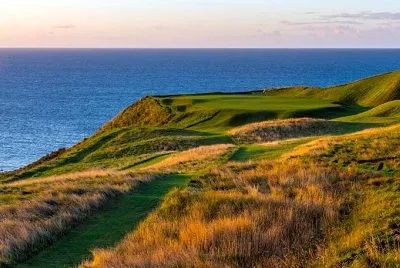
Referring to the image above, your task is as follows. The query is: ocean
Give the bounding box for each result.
[1,49,399,171]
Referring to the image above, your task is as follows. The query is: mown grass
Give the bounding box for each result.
[96,92,367,134]
[230,138,313,162]
[162,94,365,133]
[18,174,189,268]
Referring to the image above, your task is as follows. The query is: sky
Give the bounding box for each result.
[0,0,399,48]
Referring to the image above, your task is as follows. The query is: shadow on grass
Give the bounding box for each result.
[121,153,172,170]
[286,103,370,120]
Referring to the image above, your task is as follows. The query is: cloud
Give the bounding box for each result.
[154,25,166,31]
[301,25,359,37]
[54,24,76,29]
[322,12,400,21]
[281,20,363,26]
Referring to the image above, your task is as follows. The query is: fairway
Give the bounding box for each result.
[159,94,367,133]
[170,94,339,111]
[18,174,190,268]
[230,138,313,162]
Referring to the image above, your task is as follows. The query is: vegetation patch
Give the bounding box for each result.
[229,118,340,143]
[82,160,357,267]
[265,70,400,107]
[2,71,400,267]
[143,144,237,173]
[0,170,151,265]
[337,100,400,124]
[18,174,189,268]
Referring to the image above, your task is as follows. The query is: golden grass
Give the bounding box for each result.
[228,118,339,144]
[83,159,357,267]
[0,170,151,265]
[7,170,126,187]
[83,123,400,267]
[143,144,236,173]
[5,124,399,266]
[285,123,400,163]
[312,176,400,267]
[0,145,239,265]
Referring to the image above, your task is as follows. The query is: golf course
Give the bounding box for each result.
[0,70,399,267]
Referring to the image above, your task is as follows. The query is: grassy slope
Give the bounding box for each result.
[1,92,366,182]
[266,70,400,107]
[18,174,189,268]
[156,94,365,133]
[1,128,231,181]
[230,138,313,162]
[1,71,399,267]
[336,100,400,124]
[4,70,399,183]
[84,124,400,267]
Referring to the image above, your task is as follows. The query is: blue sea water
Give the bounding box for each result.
[1,49,400,171]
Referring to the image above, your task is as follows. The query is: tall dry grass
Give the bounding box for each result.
[0,170,151,265]
[83,159,358,267]
[143,144,236,173]
[229,118,340,144]
[285,123,400,169]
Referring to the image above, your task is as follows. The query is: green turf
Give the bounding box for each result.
[160,94,363,132]
[230,138,313,162]
[97,92,367,134]
[121,153,173,170]
[2,129,231,181]
[17,174,190,268]
[336,100,400,124]
[266,70,400,107]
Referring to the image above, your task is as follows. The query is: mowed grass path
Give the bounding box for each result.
[230,138,313,162]
[18,174,190,268]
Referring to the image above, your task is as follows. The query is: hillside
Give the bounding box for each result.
[266,70,400,107]
[101,93,366,133]
[0,90,369,181]
[336,100,400,124]
[0,71,399,267]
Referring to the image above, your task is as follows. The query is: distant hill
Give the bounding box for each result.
[266,70,400,107]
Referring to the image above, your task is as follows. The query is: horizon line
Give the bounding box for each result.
[0,47,400,50]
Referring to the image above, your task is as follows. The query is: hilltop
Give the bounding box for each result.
[266,70,400,107]
[0,71,399,267]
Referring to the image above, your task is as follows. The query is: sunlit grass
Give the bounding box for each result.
[0,170,152,265]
